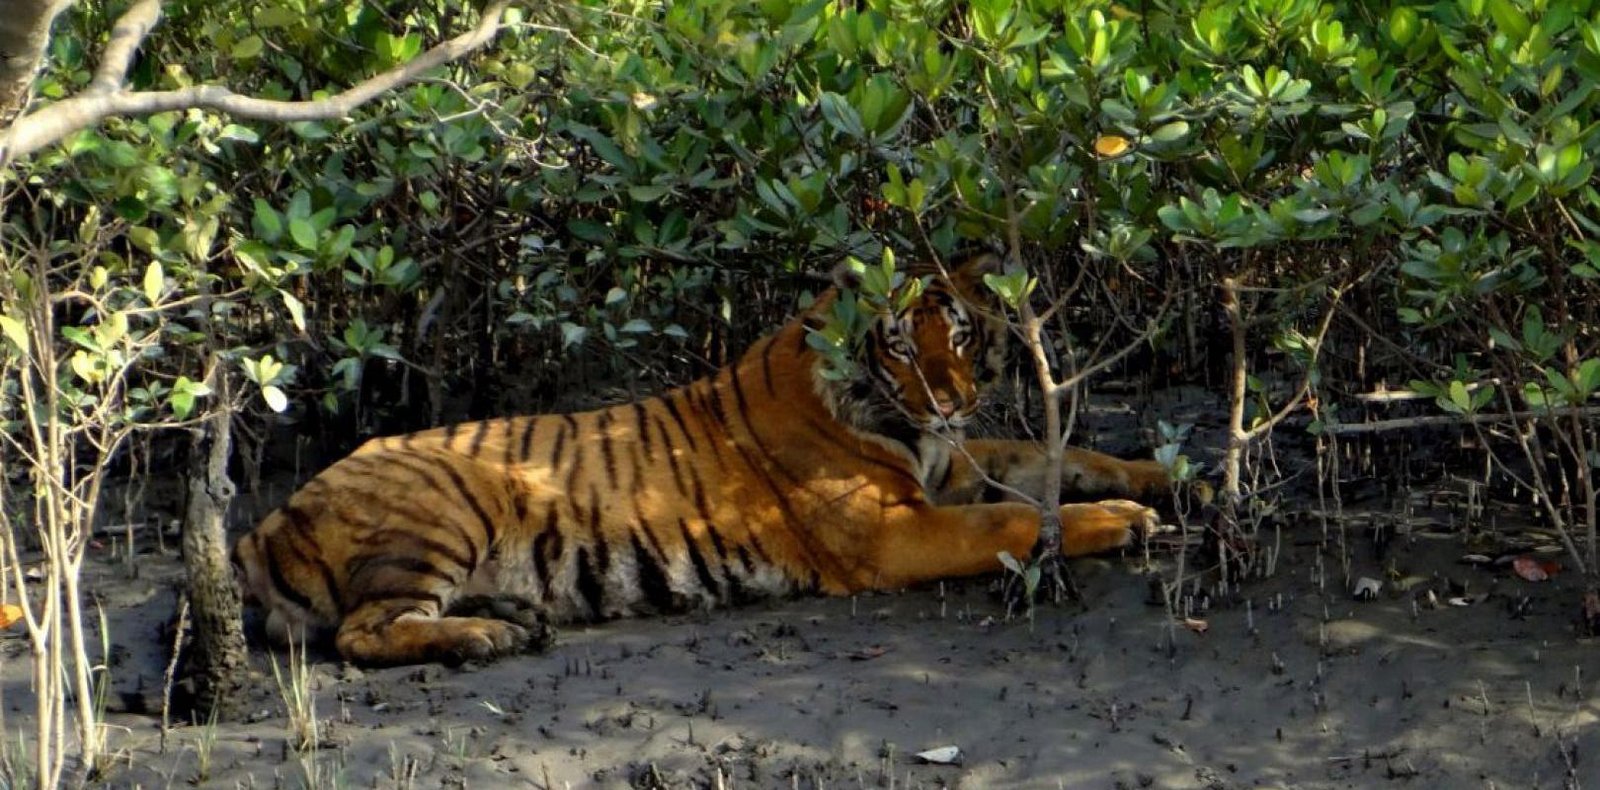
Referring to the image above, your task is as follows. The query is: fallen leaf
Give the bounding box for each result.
[0,604,24,629]
[848,645,888,661]
[1093,135,1132,157]
[1353,577,1383,601]
[1459,554,1493,565]
[1512,555,1550,582]
[1447,596,1475,607]
[914,746,963,765]
[1182,617,1208,635]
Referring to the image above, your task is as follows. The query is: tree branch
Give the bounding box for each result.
[89,0,160,94]
[1,0,513,165]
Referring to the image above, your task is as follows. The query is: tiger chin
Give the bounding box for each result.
[232,252,1172,667]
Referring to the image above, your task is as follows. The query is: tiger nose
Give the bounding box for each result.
[935,397,959,417]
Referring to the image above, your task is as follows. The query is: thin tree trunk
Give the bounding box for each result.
[180,361,249,720]
[0,0,71,120]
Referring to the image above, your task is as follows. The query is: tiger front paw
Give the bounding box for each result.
[1059,499,1161,556]
[447,594,558,655]
[437,617,537,666]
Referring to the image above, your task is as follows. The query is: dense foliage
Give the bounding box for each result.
[4,0,1600,558]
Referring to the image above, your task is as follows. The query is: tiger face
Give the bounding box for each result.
[835,252,1008,433]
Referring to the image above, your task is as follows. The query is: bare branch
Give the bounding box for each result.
[1,0,514,164]
[89,0,160,94]
[1319,405,1600,435]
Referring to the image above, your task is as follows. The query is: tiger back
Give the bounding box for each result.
[232,253,1170,666]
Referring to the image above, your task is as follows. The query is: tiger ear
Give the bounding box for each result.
[949,251,1003,291]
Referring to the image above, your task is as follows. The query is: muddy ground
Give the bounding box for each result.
[3,390,1597,789]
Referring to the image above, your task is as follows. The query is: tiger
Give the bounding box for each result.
[231,252,1171,667]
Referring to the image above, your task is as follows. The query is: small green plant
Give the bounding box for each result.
[191,703,221,784]
[269,635,319,753]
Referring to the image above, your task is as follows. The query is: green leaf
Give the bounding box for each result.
[262,385,289,413]
[0,314,28,354]
[1149,121,1190,143]
[142,260,163,303]
[288,217,318,251]
[232,35,265,60]
[280,290,306,332]
[628,184,671,203]
[1487,0,1531,41]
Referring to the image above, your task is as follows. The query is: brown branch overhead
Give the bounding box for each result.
[0,0,514,165]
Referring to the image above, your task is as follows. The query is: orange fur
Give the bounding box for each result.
[232,254,1165,666]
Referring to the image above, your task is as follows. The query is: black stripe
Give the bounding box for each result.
[264,541,317,613]
[678,518,721,599]
[468,420,491,455]
[661,394,698,452]
[550,420,570,466]
[575,547,605,620]
[379,455,483,568]
[728,365,802,486]
[518,418,539,462]
[800,414,923,487]
[587,486,610,577]
[354,589,445,612]
[634,403,652,459]
[689,468,715,528]
[631,528,676,612]
[743,528,772,563]
[347,554,460,589]
[279,504,317,540]
[759,337,777,396]
[532,504,562,600]
[728,364,752,429]
[564,440,587,495]
[352,528,475,569]
[443,422,461,446]
[666,450,690,499]
[512,490,529,523]
[274,516,343,613]
[600,431,618,481]
[703,519,729,561]
[597,410,619,480]
[703,381,728,426]
[438,463,498,549]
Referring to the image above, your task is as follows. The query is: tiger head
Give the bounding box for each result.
[817,251,1008,435]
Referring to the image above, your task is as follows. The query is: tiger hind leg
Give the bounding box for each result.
[334,599,539,667]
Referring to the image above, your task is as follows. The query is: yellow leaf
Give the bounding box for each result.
[1093,135,1132,158]
[0,604,24,629]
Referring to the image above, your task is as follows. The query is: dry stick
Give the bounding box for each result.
[160,596,191,752]
[1320,406,1600,435]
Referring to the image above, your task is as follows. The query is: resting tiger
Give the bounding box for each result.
[232,252,1170,666]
